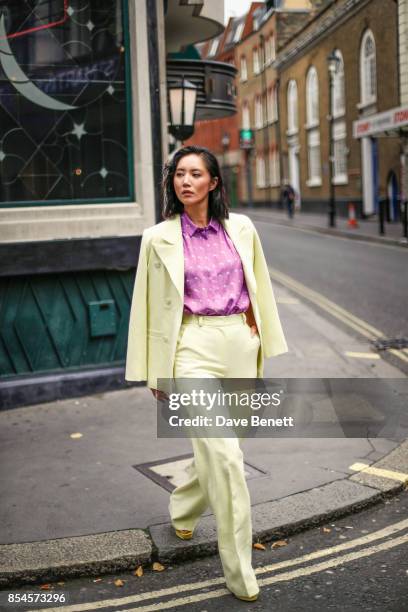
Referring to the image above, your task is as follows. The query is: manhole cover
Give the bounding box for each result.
[372,337,408,350]
[133,453,267,492]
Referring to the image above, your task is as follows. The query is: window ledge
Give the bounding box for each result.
[332,175,348,185]
[357,100,377,111]
[304,121,319,130]
[306,178,322,187]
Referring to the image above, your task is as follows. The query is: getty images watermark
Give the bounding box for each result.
[155,378,408,439]
[166,388,294,429]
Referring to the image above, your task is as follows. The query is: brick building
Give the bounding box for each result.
[187,1,314,207]
[276,0,400,217]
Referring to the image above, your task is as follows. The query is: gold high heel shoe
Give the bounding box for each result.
[175,529,193,540]
[227,586,259,602]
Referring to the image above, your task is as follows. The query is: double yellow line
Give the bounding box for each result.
[269,266,408,364]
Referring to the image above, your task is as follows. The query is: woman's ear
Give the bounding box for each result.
[209,176,219,192]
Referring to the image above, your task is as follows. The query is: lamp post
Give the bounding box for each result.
[221,132,231,203]
[168,76,198,143]
[327,51,340,228]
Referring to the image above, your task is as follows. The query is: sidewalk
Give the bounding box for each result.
[234,206,408,247]
[0,284,407,587]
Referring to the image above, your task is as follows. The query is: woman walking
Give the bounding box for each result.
[125,145,288,602]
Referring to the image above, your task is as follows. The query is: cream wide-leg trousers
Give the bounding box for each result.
[169,312,261,598]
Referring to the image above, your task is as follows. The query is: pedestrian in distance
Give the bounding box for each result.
[281,183,296,219]
[125,145,288,603]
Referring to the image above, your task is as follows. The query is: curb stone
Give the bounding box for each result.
[238,210,408,248]
[1,440,407,588]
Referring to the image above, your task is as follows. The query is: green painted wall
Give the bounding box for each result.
[0,270,135,377]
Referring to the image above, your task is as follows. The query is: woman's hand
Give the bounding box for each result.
[245,303,259,337]
[150,388,169,401]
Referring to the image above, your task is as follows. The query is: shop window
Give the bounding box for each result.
[0,0,133,206]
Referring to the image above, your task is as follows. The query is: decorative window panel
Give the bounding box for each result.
[0,0,133,206]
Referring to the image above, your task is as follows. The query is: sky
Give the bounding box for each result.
[224,0,263,24]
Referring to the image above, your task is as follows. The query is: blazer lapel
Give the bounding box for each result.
[223,216,257,296]
[152,213,257,302]
[151,215,184,301]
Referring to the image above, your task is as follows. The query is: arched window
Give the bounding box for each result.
[256,154,266,188]
[287,80,298,133]
[332,50,345,117]
[255,95,263,129]
[305,67,321,184]
[253,48,260,75]
[360,30,376,105]
[267,86,278,122]
[240,55,248,82]
[242,101,250,130]
[269,147,280,186]
[306,66,319,126]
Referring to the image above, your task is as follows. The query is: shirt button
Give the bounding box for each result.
[154,262,161,268]
[165,298,172,306]
[163,336,169,343]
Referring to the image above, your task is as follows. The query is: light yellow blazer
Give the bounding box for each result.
[125,212,288,390]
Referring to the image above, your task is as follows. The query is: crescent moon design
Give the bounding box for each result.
[0,14,77,111]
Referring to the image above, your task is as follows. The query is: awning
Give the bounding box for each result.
[353,105,408,139]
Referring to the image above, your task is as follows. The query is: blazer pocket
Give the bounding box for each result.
[147,329,163,339]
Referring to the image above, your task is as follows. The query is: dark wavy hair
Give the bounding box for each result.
[162,145,229,220]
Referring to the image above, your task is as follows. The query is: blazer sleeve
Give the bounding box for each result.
[251,221,288,358]
[125,230,149,381]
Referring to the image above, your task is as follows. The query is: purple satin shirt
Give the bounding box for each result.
[181,211,250,316]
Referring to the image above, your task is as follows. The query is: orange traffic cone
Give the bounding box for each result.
[347,203,358,228]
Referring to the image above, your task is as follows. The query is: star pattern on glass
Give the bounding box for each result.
[71,122,87,141]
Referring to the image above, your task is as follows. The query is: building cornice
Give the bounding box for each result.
[275,0,372,69]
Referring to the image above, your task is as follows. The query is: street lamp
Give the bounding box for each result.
[327,50,340,228]
[168,76,198,142]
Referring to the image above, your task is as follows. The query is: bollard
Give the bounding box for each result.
[403,200,408,240]
[378,197,385,236]
[347,202,358,228]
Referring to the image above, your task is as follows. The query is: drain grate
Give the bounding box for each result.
[372,337,408,351]
[133,453,267,492]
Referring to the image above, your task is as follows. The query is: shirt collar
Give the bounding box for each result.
[181,211,220,237]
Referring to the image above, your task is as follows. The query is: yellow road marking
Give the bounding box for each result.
[108,534,408,611]
[276,296,300,304]
[269,266,408,364]
[34,518,408,612]
[350,462,408,483]
[344,351,380,359]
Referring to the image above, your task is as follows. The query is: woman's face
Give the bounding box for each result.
[173,154,218,209]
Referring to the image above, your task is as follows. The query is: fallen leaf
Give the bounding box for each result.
[134,566,144,577]
[70,432,83,439]
[253,542,266,550]
[40,584,51,590]
[271,540,288,549]
[114,579,125,587]
[92,578,103,583]
[322,527,331,533]
[57,582,65,586]
[152,562,165,572]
